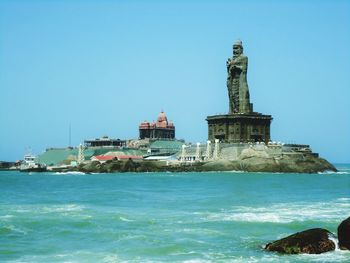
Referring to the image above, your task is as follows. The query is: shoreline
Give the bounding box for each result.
[6,156,337,174]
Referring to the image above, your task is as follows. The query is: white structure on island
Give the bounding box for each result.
[195,142,201,162]
[213,139,220,160]
[205,140,212,160]
[77,144,85,165]
[180,144,187,163]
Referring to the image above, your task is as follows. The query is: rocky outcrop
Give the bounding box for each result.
[62,146,337,174]
[0,161,16,170]
[265,228,336,254]
[123,158,139,172]
[77,159,166,173]
[201,153,336,173]
[74,154,336,173]
[80,161,102,172]
[215,144,337,173]
[338,216,350,250]
[240,148,269,159]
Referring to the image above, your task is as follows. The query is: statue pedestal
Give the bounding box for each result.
[206,113,273,143]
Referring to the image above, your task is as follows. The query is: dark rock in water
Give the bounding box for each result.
[265,228,335,254]
[80,161,101,173]
[338,217,350,250]
[123,158,139,172]
[103,160,122,173]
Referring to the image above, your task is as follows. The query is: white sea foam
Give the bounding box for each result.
[201,199,350,223]
[337,197,350,201]
[8,251,123,263]
[2,224,27,235]
[295,250,350,262]
[102,254,120,263]
[182,260,211,263]
[41,204,84,213]
[328,235,340,251]
[0,214,14,219]
[205,252,350,263]
[222,170,246,173]
[119,216,134,222]
[10,204,85,215]
[318,171,350,175]
[54,171,86,175]
[208,212,286,223]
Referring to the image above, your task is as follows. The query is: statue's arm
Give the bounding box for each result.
[226,58,232,73]
[232,56,247,72]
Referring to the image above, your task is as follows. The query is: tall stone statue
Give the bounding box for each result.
[226,40,252,114]
[207,40,272,144]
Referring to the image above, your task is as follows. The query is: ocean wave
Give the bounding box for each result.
[119,216,134,222]
[328,235,340,251]
[5,244,350,263]
[6,251,123,263]
[41,204,84,213]
[222,170,247,173]
[0,214,14,219]
[337,197,350,201]
[54,171,86,175]
[295,250,350,262]
[201,199,350,223]
[4,204,86,215]
[102,254,120,263]
[318,171,350,175]
[0,224,27,235]
[187,252,350,263]
[182,260,211,263]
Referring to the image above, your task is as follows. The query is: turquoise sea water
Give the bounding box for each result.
[1,165,349,262]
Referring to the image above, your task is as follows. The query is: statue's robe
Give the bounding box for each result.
[227,54,251,113]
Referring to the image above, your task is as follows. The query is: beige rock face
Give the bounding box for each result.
[239,147,269,159]
[201,152,336,173]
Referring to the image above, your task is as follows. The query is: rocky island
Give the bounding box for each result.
[18,40,336,174]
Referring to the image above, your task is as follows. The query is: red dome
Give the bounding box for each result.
[139,121,150,129]
[156,111,168,128]
[157,111,168,122]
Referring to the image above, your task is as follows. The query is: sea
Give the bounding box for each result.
[1,164,349,262]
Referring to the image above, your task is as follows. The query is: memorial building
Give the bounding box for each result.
[139,111,175,140]
[206,40,272,143]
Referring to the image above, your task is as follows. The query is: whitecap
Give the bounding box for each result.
[213,212,288,223]
[54,171,86,175]
[328,234,340,251]
[201,199,350,223]
[10,204,85,215]
[8,251,122,263]
[222,170,246,173]
[182,259,211,263]
[2,224,27,235]
[318,171,350,175]
[337,197,350,201]
[0,214,14,219]
[295,250,350,262]
[119,216,134,222]
[41,204,84,213]
[103,254,120,263]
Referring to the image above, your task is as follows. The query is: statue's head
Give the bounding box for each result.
[233,40,243,56]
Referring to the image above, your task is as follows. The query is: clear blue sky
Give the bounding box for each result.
[0,0,349,163]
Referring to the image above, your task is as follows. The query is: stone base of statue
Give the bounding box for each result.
[206,112,272,143]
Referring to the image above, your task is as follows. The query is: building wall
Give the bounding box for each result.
[207,114,272,143]
[139,128,175,140]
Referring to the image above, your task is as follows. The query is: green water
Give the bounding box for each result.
[1,165,349,262]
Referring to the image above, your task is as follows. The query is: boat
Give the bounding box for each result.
[20,153,47,172]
